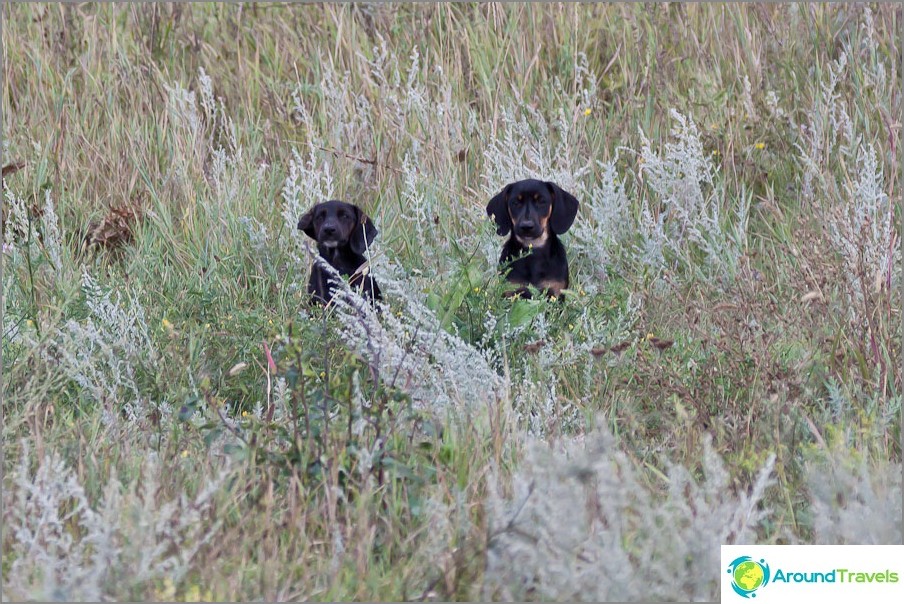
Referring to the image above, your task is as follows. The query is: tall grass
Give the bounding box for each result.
[2,3,900,600]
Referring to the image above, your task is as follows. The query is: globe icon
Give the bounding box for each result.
[733,560,765,592]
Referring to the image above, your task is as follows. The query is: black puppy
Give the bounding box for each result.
[298,200,382,305]
[486,179,579,299]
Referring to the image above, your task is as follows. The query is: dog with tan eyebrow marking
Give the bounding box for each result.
[486,179,579,299]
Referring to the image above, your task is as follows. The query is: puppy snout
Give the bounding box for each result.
[321,224,338,237]
[517,222,538,236]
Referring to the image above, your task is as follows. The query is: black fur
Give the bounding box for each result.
[298,200,382,305]
[486,179,579,299]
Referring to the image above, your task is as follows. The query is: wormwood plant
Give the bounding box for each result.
[804,445,903,545]
[634,110,751,283]
[2,444,226,602]
[485,428,776,602]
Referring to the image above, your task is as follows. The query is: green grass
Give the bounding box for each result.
[2,3,900,601]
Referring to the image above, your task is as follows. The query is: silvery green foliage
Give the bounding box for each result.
[797,52,853,201]
[164,77,203,139]
[409,488,474,600]
[485,428,775,601]
[2,184,65,346]
[798,9,890,202]
[764,89,794,129]
[636,110,750,280]
[317,60,375,161]
[806,448,902,545]
[51,271,158,424]
[572,52,600,116]
[398,150,442,261]
[481,53,596,198]
[292,36,468,172]
[2,183,63,272]
[163,75,207,185]
[570,156,632,278]
[482,102,588,199]
[508,313,582,438]
[365,34,471,171]
[2,444,226,601]
[858,7,889,95]
[238,215,271,261]
[281,144,335,245]
[165,68,242,197]
[826,144,899,311]
[323,256,504,414]
[2,274,24,344]
[512,375,580,439]
[40,190,63,270]
[196,67,239,158]
[793,9,899,313]
[200,68,244,208]
[2,182,31,250]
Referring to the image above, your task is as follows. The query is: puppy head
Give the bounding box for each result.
[486,179,579,246]
[298,200,377,254]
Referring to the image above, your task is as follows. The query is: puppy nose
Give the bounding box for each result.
[517,222,536,234]
[322,225,337,236]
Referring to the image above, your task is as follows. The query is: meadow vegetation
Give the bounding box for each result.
[2,3,901,600]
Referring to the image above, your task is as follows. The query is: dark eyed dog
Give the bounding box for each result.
[298,200,382,305]
[486,179,579,299]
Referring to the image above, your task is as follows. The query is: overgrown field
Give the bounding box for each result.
[2,3,901,601]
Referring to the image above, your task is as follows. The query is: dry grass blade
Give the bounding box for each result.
[648,337,674,351]
[609,340,632,354]
[522,339,545,354]
[2,161,25,178]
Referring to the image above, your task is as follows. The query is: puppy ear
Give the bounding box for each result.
[350,206,378,255]
[546,182,579,234]
[486,184,513,236]
[297,206,318,240]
